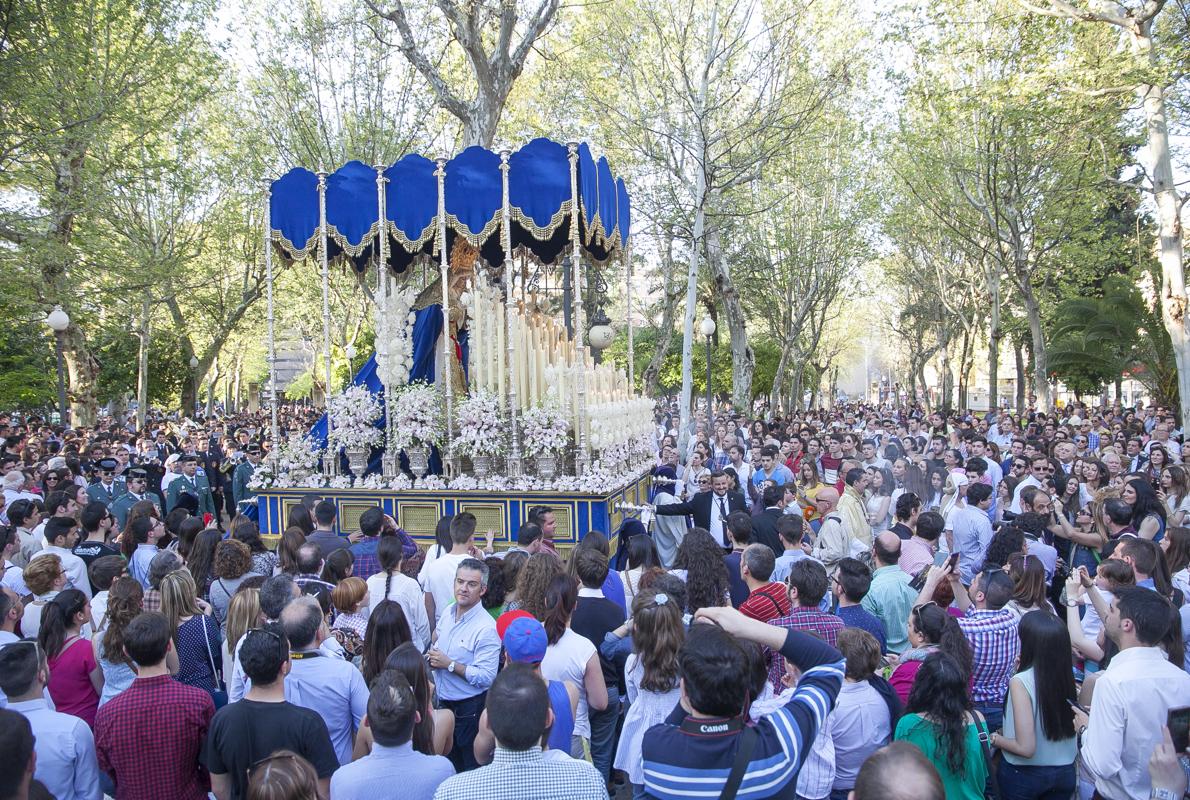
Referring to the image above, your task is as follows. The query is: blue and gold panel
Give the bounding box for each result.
[338,500,378,534]
[399,501,444,539]
[458,502,507,540]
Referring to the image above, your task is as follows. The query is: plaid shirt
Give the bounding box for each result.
[95,674,214,800]
[142,588,161,613]
[766,606,844,689]
[432,746,606,800]
[957,607,1020,706]
[739,582,791,622]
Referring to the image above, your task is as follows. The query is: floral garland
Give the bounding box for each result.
[327,385,384,451]
[374,284,418,389]
[247,433,325,490]
[454,391,506,457]
[521,406,570,457]
[389,381,444,450]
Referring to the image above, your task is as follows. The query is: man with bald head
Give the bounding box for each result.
[849,742,945,800]
[808,486,849,576]
[860,532,917,653]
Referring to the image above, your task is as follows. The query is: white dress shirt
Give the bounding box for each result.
[365,571,431,651]
[708,492,731,548]
[1081,645,1190,800]
[418,552,468,620]
[9,697,101,800]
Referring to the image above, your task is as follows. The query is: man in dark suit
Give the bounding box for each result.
[749,483,787,555]
[653,470,745,550]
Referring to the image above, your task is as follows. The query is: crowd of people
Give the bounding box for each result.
[0,400,1188,800]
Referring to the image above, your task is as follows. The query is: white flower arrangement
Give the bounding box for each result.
[375,283,418,389]
[414,474,447,491]
[521,406,570,457]
[389,381,444,450]
[354,473,389,490]
[454,391,506,457]
[327,385,384,451]
[388,474,413,491]
[328,475,354,489]
[248,433,324,490]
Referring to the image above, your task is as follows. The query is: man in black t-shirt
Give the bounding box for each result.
[568,549,627,788]
[205,623,338,800]
[72,503,121,592]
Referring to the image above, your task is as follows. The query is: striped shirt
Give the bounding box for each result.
[738,582,791,622]
[641,630,844,800]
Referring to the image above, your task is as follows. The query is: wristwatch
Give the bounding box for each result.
[1065,599,1079,607]
[1149,788,1180,800]
[447,660,456,674]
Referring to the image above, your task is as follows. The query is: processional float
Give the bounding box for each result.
[251,139,655,546]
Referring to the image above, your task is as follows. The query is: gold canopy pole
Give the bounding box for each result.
[317,167,338,476]
[567,142,590,475]
[435,156,455,475]
[500,148,523,476]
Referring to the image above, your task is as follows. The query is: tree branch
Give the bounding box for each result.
[365,0,470,121]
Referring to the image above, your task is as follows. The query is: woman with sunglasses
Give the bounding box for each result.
[889,601,972,704]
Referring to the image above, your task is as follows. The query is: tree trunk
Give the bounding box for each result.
[704,219,754,408]
[136,299,150,430]
[643,231,680,398]
[677,4,716,454]
[1014,338,1027,412]
[1134,32,1190,426]
[938,332,952,412]
[957,326,972,410]
[206,354,219,417]
[1020,283,1051,411]
[987,269,1002,409]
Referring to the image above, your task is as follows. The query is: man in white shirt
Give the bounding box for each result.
[1076,587,1190,800]
[1008,455,1048,516]
[28,517,91,600]
[420,512,478,628]
[0,640,101,800]
[1148,422,1183,462]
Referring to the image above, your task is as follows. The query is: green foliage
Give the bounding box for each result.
[0,324,56,411]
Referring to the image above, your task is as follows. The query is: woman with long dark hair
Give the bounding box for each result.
[350,642,454,758]
[233,519,279,577]
[619,534,661,605]
[988,611,1078,799]
[286,504,315,537]
[1006,554,1055,617]
[889,601,973,704]
[119,500,160,561]
[276,527,306,575]
[538,573,608,757]
[1123,476,1167,541]
[359,600,413,685]
[39,588,102,727]
[420,514,455,572]
[320,548,354,585]
[364,535,430,650]
[185,528,222,599]
[670,528,730,613]
[1161,525,1190,598]
[894,652,988,800]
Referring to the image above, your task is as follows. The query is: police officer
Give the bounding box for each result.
[232,443,262,515]
[109,467,162,529]
[165,454,216,518]
[85,458,126,508]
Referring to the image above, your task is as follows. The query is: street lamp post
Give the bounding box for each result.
[45,306,70,424]
[588,311,614,364]
[700,316,716,429]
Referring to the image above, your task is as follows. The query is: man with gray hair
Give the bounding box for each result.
[279,595,368,765]
[737,543,789,622]
[425,557,501,772]
[142,550,184,613]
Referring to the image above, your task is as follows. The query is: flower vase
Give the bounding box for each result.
[472,455,491,478]
[408,446,430,478]
[345,447,369,476]
[536,454,557,481]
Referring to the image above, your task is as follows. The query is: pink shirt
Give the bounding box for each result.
[47,636,100,728]
[899,538,934,578]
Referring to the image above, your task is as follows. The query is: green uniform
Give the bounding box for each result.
[85,479,126,509]
[110,491,162,529]
[232,460,258,511]
[165,472,216,517]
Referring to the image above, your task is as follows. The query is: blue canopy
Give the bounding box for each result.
[269,138,632,270]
